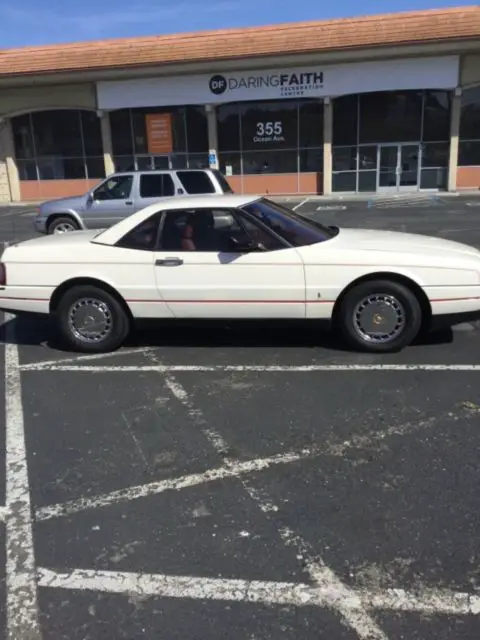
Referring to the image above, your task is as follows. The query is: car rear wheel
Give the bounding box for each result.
[336,279,422,353]
[55,285,130,353]
[47,216,79,234]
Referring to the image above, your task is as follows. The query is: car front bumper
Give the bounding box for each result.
[34,216,48,234]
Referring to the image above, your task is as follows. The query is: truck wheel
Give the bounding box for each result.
[336,279,422,353]
[55,285,130,353]
[47,216,79,234]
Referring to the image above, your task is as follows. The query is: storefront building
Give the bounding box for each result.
[1,5,480,201]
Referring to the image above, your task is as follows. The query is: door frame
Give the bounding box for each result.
[376,142,421,193]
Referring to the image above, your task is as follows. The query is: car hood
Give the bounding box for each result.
[323,227,480,258]
[40,194,87,212]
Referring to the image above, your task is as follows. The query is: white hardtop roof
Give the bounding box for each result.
[93,193,262,246]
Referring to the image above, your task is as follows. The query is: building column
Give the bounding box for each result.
[447,89,462,192]
[206,104,219,169]
[0,118,20,203]
[99,111,115,176]
[323,97,333,196]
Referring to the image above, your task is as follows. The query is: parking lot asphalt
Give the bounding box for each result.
[1,196,480,639]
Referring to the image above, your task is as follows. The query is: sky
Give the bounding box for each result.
[0,0,477,49]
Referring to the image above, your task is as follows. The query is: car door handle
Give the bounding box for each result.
[125,200,133,205]
[155,257,184,266]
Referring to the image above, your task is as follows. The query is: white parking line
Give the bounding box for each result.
[163,376,437,638]
[36,565,480,616]
[35,447,319,521]
[4,314,41,639]
[20,347,155,371]
[33,407,454,520]
[292,198,309,211]
[20,363,480,373]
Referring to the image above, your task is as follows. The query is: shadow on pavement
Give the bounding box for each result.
[0,315,454,353]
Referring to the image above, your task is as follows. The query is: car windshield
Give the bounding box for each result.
[242,198,338,247]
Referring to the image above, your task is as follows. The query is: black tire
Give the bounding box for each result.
[336,279,422,353]
[47,216,80,234]
[54,285,130,353]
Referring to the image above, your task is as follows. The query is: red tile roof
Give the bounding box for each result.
[0,6,479,78]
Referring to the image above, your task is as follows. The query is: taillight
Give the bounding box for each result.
[0,262,6,286]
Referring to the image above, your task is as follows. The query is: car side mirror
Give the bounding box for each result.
[87,192,94,203]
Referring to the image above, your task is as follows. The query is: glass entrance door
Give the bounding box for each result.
[377,144,420,192]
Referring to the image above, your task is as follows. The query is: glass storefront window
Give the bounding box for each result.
[110,106,207,170]
[421,142,449,167]
[332,95,358,146]
[131,107,187,154]
[32,110,83,157]
[217,104,241,152]
[242,150,298,174]
[217,98,324,176]
[12,114,34,159]
[219,152,242,176]
[333,146,356,171]
[187,153,209,169]
[240,100,298,151]
[299,148,323,172]
[332,172,356,192]
[113,156,135,172]
[359,90,423,144]
[332,90,452,192]
[423,91,451,142]
[299,100,323,148]
[358,171,377,192]
[186,107,208,153]
[458,140,480,166]
[460,87,480,142]
[420,168,447,189]
[11,109,105,181]
[110,110,134,155]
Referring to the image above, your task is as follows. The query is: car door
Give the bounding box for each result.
[133,172,176,209]
[113,211,175,319]
[153,207,306,319]
[83,174,136,229]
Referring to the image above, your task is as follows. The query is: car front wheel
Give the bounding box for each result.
[47,216,80,234]
[55,285,130,353]
[336,279,422,353]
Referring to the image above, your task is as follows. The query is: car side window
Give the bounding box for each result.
[139,173,175,198]
[93,175,133,201]
[115,213,161,251]
[234,211,286,251]
[176,171,216,194]
[158,208,284,252]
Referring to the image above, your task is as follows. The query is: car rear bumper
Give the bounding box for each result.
[0,288,50,314]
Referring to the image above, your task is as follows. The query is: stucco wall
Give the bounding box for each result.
[0,82,97,118]
[460,54,480,88]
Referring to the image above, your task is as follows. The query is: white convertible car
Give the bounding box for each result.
[1,194,480,353]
